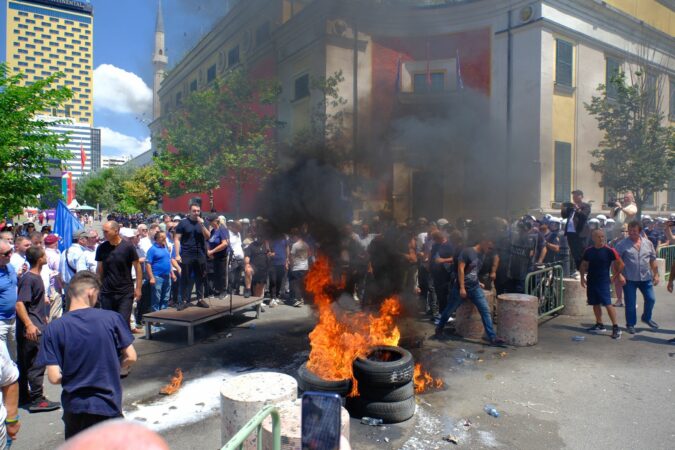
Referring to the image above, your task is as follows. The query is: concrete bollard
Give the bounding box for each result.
[260,399,350,450]
[497,294,538,346]
[455,289,495,340]
[562,278,587,316]
[220,372,298,448]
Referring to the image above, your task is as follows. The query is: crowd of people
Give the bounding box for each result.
[0,188,674,444]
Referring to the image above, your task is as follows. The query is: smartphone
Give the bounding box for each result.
[301,392,341,450]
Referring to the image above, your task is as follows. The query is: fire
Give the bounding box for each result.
[159,368,184,395]
[305,256,441,396]
[413,363,444,394]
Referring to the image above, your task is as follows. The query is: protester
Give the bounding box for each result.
[96,222,143,334]
[227,221,245,296]
[268,234,289,306]
[146,231,174,312]
[37,271,137,439]
[43,234,63,321]
[173,202,210,310]
[609,224,629,307]
[613,221,659,335]
[579,229,624,339]
[563,190,591,275]
[59,230,90,312]
[0,240,18,361]
[16,246,60,412]
[244,234,269,298]
[611,193,637,229]
[9,236,31,279]
[206,214,229,298]
[289,229,310,307]
[428,230,453,321]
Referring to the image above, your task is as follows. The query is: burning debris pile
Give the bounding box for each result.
[304,256,441,397]
[159,368,184,395]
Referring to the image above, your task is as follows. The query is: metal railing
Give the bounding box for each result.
[525,264,565,319]
[221,405,282,450]
[658,245,675,281]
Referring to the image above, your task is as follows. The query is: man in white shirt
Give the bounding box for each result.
[0,344,19,446]
[9,237,31,278]
[59,230,89,311]
[43,234,63,321]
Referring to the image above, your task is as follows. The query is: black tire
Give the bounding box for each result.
[352,346,414,387]
[355,396,416,424]
[297,362,352,395]
[359,381,414,403]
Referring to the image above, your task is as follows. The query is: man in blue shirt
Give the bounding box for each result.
[0,240,18,361]
[146,231,175,312]
[37,271,137,439]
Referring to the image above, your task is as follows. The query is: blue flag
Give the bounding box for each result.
[54,199,83,252]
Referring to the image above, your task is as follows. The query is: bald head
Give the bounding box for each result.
[58,420,169,450]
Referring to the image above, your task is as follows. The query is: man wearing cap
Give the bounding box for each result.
[174,202,210,310]
[611,193,637,228]
[564,190,591,275]
[59,230,89,312]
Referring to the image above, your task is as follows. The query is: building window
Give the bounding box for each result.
[294,73,310,101]
[643,192,655,209]
[190,80,198,92]
[207,65,217,83]
[413,72,444,93]
[256,22,271,46]
[554,141,572,203]
[645,72,658,112]
[228,46,240,67]
[670,78,675,121]
[555,39,573,88]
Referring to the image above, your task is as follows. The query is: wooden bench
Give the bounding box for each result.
[142,294,263,345]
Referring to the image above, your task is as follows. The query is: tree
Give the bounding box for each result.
[155,68,280,216]
[122,165,163,214]
[0,64,73,216]
[586,70,675,217]
[76,167,126,212]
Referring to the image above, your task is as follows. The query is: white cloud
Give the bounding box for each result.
[100,127,151,157]
[94,64,152,118]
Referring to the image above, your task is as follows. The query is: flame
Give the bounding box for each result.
[305,256,441,396]
[413,363,444,393]
[159,368,184,395]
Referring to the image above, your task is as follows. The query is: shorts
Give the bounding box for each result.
[586,284,611,306]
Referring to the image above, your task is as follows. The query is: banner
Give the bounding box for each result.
[54,199,83,252]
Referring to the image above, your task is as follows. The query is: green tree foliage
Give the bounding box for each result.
[586,71,675,215]
[76,165,163,214]
[0,64,73,215]
[155,68,280,215]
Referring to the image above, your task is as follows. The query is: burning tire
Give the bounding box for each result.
[351,396,416,424]
[297,362,352,396]
[352,346,414,387]
[359,380,414,403]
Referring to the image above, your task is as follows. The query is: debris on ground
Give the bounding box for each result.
[498,351,508,358]
[443,434,459,444]
[384,437,390,443]
[361,416,384,426]
[462,419,472,428]
[572,336,586,342]
[159,368,184,395]
[483,404,500,418]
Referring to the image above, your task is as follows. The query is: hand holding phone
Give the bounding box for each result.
[301,392,341,450]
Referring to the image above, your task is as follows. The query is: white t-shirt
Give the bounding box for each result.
[0,342,19,427]
[229,232,244,259]
[139,237,152,254]
[290,240,310,272]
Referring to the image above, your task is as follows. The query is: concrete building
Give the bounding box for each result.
[101,155,131,169]
[5,0,100,182]
[155,0,675,219]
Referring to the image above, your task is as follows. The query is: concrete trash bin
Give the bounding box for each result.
[562,278,586,316]
[497,294,538,346]
[455,289,495,340]
[220,372,298,448]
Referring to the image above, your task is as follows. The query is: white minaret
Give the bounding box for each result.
[152,0,168,121]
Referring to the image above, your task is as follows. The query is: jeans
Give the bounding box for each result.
[437,285,497,340]
[63,412,123,440]
[269,265,286,299]
[290,270,307,301]
[180,254,207,303]
[151,276,171,312]
[0,318,17,361]
[622,280,656,327]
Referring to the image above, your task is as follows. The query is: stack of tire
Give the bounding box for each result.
[349,345,416,423]
[297,362,352,405]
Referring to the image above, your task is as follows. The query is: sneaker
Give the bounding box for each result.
[292,299,303,307]
[196,299,209,308]
[176,303,188,311]
[626,326,636,335]
[120,366,130,378]
[28,398,60,413]
[259,303,266,312]
[489,337,507,347]
[613,302,624,307]
[641,318,659,329]
[268,299,277,308]
[668,337,675,344]
[244,289,251,298]
[587,323,607,333]
[611,325,622,340]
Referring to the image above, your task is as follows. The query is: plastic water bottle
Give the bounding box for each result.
[484,404,500,418]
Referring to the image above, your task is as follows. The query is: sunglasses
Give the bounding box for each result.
[1,249,12,257]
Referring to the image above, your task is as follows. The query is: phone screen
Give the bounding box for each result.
[301,392,341,450]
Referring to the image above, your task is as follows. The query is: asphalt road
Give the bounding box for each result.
[11,284,675,450]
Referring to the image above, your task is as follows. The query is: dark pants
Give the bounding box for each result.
[505,278,525,294]
[228,258,244,294]
[17,334,44,404]
[180,254,207,304]
[566,233,585,271]
[209,257,226,296]
[100,290,134,328]
[134,280,151,325]
[431,272,449,315]
[290,270,307,301]
[63,411,123,440]
[269,265,286,299]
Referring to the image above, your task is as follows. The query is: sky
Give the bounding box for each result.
[1,0,229,158]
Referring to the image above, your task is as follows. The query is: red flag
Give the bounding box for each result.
[80,142,86,170]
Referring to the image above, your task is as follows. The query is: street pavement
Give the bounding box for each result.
[11,284,675,450]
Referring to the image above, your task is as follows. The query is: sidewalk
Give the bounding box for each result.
[12,286,675,449]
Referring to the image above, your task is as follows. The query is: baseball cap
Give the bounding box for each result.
[172,215,181,221]
[44,234,59,245]
[120,228,136,238]
[73,229,88,239]
[437,218,449,227]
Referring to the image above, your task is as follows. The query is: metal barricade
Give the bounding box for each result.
[658,245,675,281]
[221,405,282,450]
[525,264,564,319]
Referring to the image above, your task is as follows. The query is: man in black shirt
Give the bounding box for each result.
[174,201,210,310]
[96,221,142,331]
[16,246,60,412]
